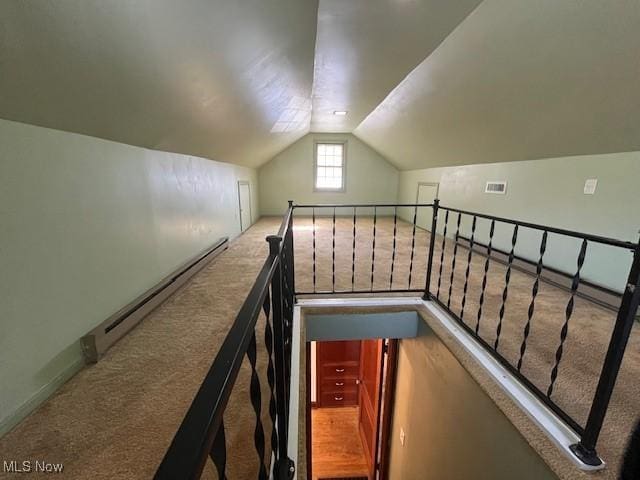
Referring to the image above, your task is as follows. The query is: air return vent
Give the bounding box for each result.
[485,181,507,194]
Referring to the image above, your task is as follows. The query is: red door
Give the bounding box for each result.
[358,339,384,479]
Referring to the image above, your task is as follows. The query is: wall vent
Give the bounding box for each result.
[485,181,507,194]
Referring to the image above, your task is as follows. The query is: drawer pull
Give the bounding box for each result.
[335,382,344,386]
[334,396,343,401]
[335,368,345,373]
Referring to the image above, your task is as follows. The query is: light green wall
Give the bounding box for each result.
[0,119,259,435]
[398,152,640,291]
[258,133,398,215]
[389,320,558,480]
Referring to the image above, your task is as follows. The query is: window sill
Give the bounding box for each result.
[313,188,346,193]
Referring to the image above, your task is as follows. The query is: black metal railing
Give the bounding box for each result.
[292,203,437,295]
[428,203,640,466]
[291,200,640,467]
[157,199,639,476]
[155,204,296,480]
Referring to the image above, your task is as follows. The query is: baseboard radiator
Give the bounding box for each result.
[81,237,229,363]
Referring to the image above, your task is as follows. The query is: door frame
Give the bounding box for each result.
[237,180,252,232]
[377,339,399,480]
[306,342,313,480]
[306,339,399,480]
[367,339,399,480]
[358,339,384,479]
[415,182,439,232]
[415,181,439,203]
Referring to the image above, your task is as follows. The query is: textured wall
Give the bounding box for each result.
[258,133,399,215]
[0,119,258,434]
[388,320,557,480]
[397,152,640,291]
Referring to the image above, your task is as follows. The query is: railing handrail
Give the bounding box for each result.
[278,202,295,238]
[155,206,294,480]
[292,202,636,250]
[293,202,436,208]
[154,256,278,479]
[439,205,636,250]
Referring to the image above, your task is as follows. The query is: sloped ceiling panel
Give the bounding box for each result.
[0,0,318,167]
[354,0,640,170]
[310,0,482,133]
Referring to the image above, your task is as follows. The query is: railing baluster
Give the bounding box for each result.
[475,219,495,334]
[517,230,548,371]
[548,239,588,397]
[436,209,450,299]
[352,207,356,291]
[460,215,477,320]
[446,212,462,309]
[209,421,227,480]
[312,208,316,293]
[332,207,336,293]
[408,206,418,288]
[423,199,440,300]
[262,293,279,462]
[246,331,268,480]
[389,207,398,289]
[267,236,292,478]
[371,206,377,290]
[280,228,294,394]
[494,224,519,351]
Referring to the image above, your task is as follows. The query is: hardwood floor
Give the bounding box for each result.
[312,406,369,480]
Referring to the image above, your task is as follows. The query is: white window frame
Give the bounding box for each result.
[313,141,347,192]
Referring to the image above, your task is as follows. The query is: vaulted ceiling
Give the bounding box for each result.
[1,0,639,170]
[0,0,317,168]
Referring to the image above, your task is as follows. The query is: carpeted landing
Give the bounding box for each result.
[0,216,638,479]
[0,219,280,480]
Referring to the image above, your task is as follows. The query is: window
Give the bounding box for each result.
[315,142,346,191]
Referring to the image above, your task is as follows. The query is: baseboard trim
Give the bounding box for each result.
[81,237,228,362]
[1,237,230,438]
[0,354,85,438]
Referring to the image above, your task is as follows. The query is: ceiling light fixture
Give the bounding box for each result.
[333,110,348,116]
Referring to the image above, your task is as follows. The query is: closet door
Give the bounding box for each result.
[358,339,384,478]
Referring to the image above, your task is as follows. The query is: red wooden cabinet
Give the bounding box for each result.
[316,340,360,407]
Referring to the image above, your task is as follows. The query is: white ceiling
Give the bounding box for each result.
[310,0,482,132]
[353,0,640,170]
[1,0,639,170]
[0,0,318,168]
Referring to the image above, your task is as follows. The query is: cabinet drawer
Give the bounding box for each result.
[320,390,358,407]
[321,378,358,390]
[321,363,359,378]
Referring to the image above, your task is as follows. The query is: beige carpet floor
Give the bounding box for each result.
[1,215,638,479]
[0,220,278,480]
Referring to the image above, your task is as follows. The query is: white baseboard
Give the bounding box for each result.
[0,354,85,438]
